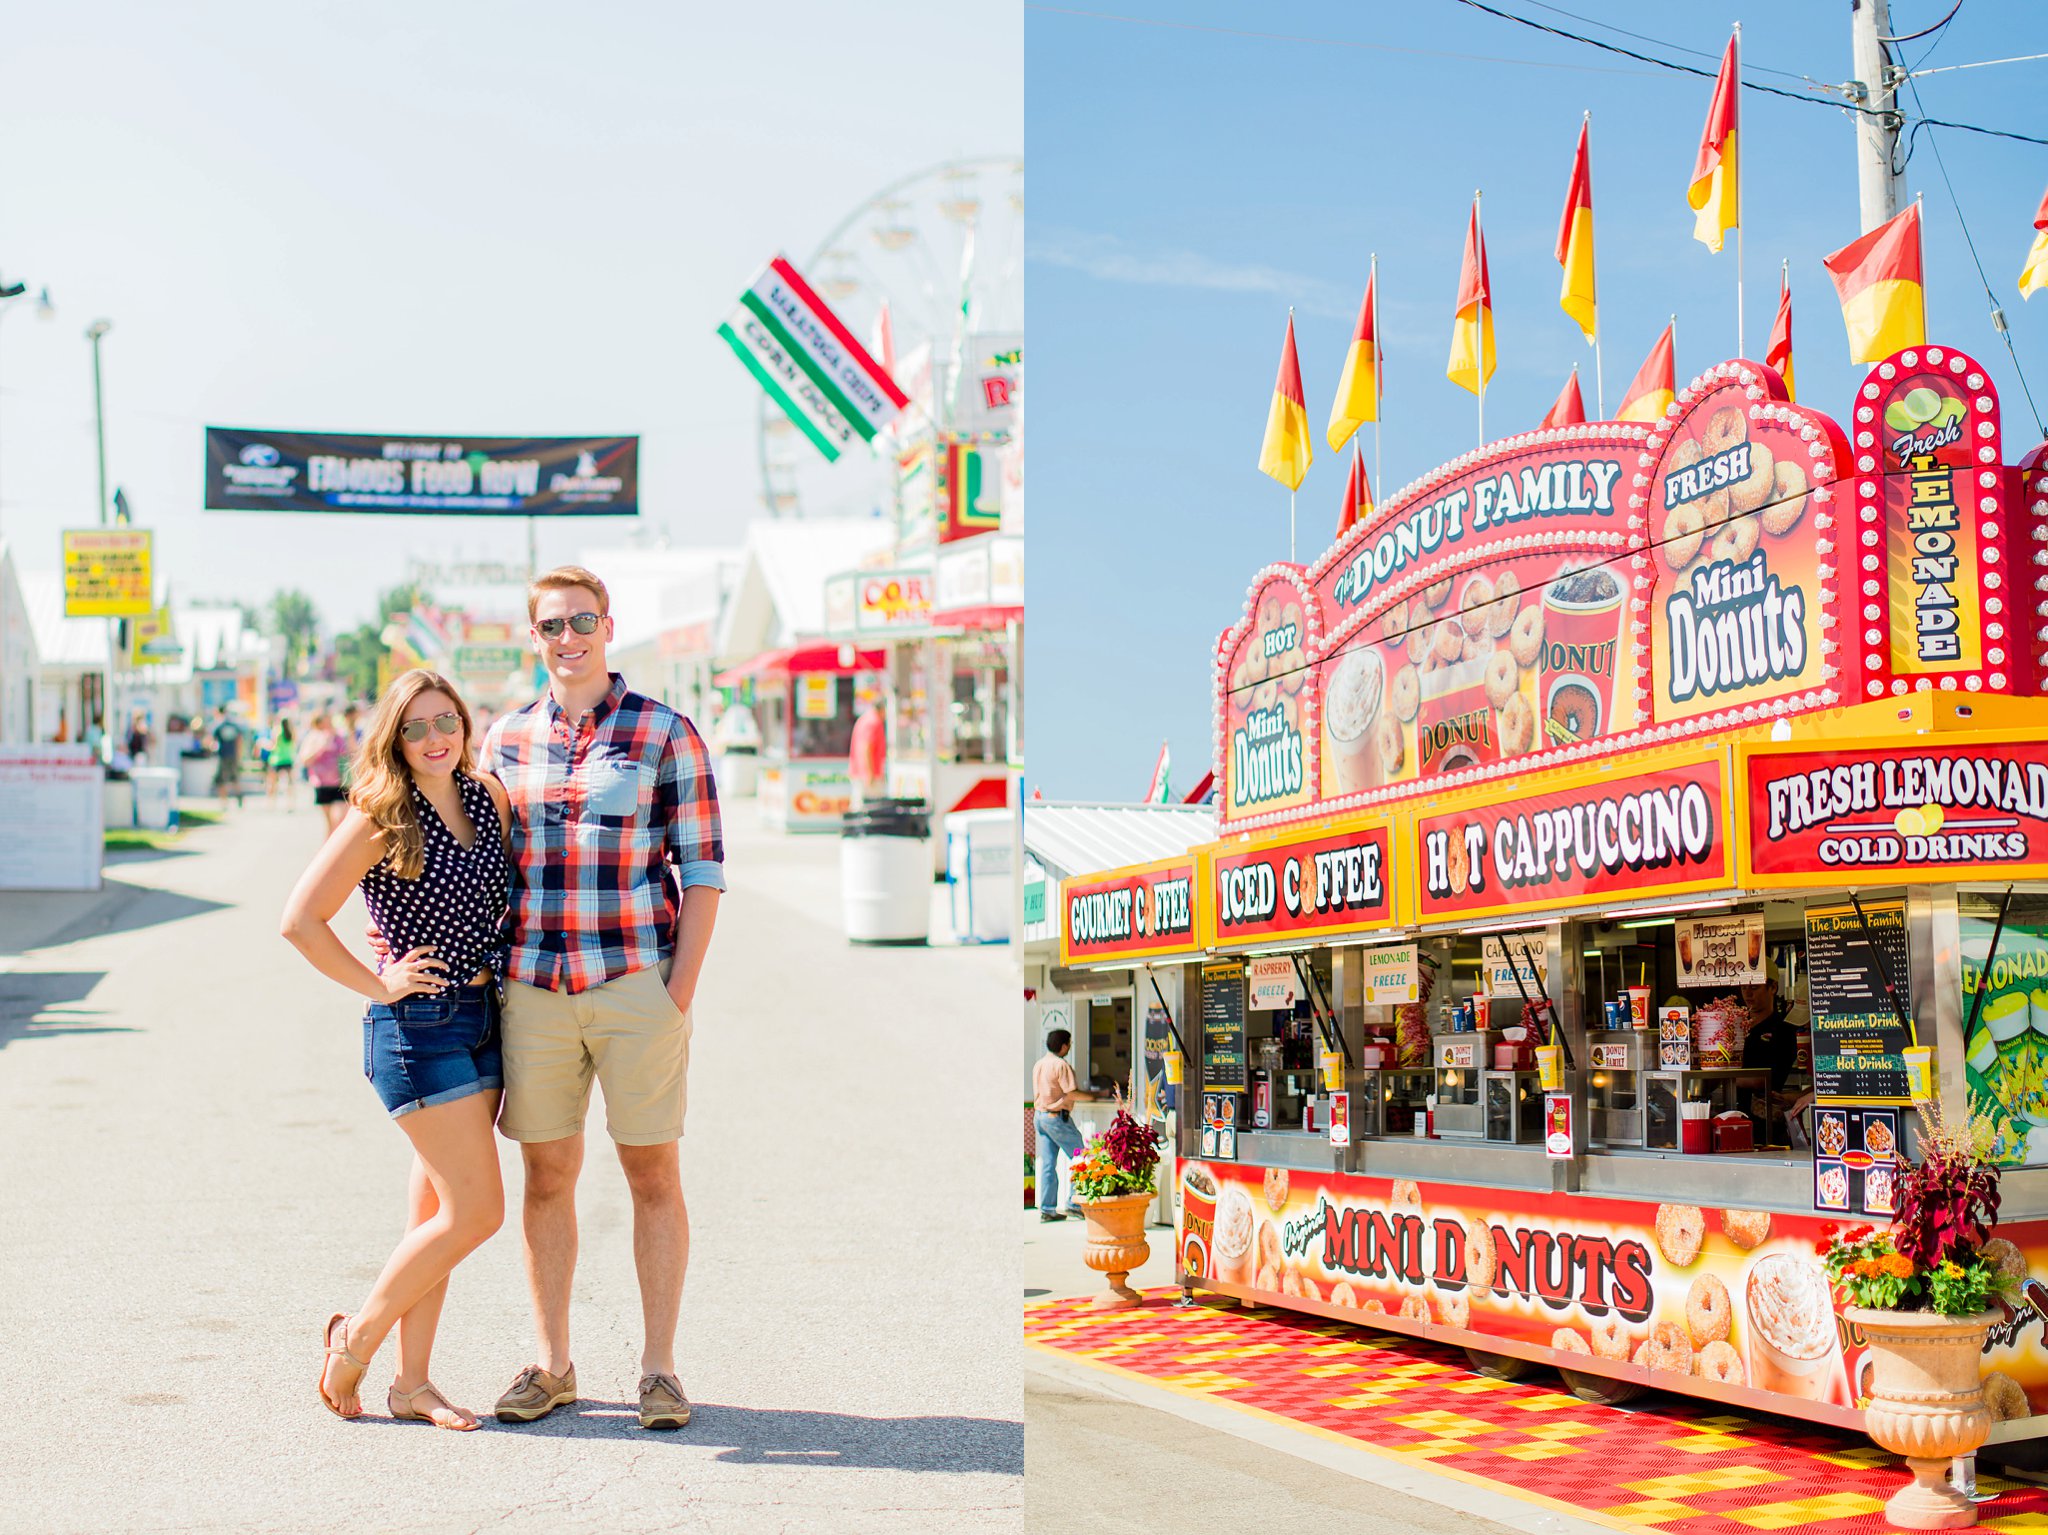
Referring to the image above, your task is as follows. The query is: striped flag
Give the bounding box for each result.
[1617,323,1675,424]
[1258,314,1313,491]
[1767,266,1795,399]
[2021,185,2048,300]
[1338,441,1372,536]
[1540,368,1587,430]
[718,255,909,463]
[1447,198,1495,396]
[1823,203,1925,363]
[1145,743,1171,804]
[1689,34,1740,255]
[1326,266,1380,450]
[1556,120,1597,343]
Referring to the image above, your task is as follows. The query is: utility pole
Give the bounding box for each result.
[1849,0,1907,232]
[86,319,112,524]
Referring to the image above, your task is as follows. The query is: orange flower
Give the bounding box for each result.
[1878,1253,1915,1279]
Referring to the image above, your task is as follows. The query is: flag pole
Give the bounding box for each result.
[1733,23,1745,357]
[1587,112,1605,418]
[1290,490,1297,564]
[1371,252,1382,504]
[1475,189,1486,451]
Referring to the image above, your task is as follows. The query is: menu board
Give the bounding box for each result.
[1805,900,1916,1104]
[1201,961,1248,1093]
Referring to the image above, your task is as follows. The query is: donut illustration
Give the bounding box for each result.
[1662,505,1705,571]
[1697,1340,1745,1385]
[1487,571,1522,637]
[1421,575,1453,611]
[1702,406,1746,455]
[1552,1327,1591,1354]
[1729,441,1775,513]
[1432,618,1464,664]
[1482,649,1519,711]
[1686,1273,1732,1346]
[1380,600,1409,642]
[1459,574,1495,638]
[1508,606,1545,668]
[1590,1315,1632,1360]
[1390,664,1421,723]
[1498,691,1536,756]
[1654,1203,1706,1266]
[1709,517,1760,564]
[1376,715,1406,777]
[1763,461,1808,536]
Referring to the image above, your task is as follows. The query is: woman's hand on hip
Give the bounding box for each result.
[380,946,448,1002]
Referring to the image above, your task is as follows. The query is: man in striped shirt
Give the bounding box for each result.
[483,565,723,1432]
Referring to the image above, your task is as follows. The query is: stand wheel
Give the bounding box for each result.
[1464,1348,1532,1382]
[1560,1368,1646,1406]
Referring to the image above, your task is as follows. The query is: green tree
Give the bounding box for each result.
[268,589,320,678]
[332,583,432,702]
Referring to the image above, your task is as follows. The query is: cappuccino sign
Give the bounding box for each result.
[1059,857,1199,966]
[1205,820,1392,947]
[1416,754,1730,921]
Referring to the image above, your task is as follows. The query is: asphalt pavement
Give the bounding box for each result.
[1,793,1020,1534]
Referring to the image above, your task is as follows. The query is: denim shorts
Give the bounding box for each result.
[363,986,503,1118]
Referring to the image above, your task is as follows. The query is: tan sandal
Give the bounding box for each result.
[389,1380,479,1431]
[319,1313,368,1419]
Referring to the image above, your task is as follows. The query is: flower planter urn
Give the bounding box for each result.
[1078,1192,1153,1310]
[1846,1307,1999,1529]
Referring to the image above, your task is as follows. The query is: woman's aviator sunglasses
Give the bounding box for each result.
[535,611,603,640]
[399,712,463,744]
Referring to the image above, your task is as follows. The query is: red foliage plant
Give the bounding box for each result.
[1102,1105,1162,1179]
[1892,1136,2001,1270]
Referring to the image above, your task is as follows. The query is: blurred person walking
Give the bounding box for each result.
[266,718,297,805]
[302,712,348,832]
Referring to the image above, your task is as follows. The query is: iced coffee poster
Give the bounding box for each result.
[1220,574,1318,820]
[1176,1160,2048,1421]
[1643,369,1848,724]
[1315,551,1634,798]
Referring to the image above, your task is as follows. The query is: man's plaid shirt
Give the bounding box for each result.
[482,673,725,994]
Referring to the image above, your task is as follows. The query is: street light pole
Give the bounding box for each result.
[86,319,112,525]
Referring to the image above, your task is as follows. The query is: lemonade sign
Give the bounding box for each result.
[1961,910,2048,1167]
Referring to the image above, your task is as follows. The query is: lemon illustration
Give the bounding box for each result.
[1902,386,1943,424]
[1920,803,1944,834]
[1894,807,1927,838]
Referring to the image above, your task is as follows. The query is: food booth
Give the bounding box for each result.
[714,641,885,833]
[1064,346,2048,1438]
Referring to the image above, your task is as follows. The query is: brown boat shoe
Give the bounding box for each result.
[494,1363,578,1424]
[638,1372,691,1430]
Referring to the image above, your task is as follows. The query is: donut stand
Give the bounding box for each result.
[1060,346,2048,1439]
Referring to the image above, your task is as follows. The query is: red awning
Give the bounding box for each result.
[931,604,1024,632]
[713,644,886,687]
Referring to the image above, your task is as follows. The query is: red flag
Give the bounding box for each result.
[1540,368,1587,430]
[1688,33,1740,253]
[1617,323,1676,424]
[1337,442,1373,536]
[1447,200,1495,393]
[1766,267,1795,399]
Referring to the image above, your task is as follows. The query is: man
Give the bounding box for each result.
[1033,1028,1095,1222]
[848,691,887,806]
[211,706,246,807]
[409,565,724,1430]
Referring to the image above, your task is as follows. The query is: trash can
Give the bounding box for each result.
[840,799,931,944]
[179,751,214,800]
[131,768,179,831]
[715,746,760,799]
[945,808,1015,944]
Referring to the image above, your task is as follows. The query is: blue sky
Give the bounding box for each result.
[0,1,1018,629]
[1024,0,2048,802]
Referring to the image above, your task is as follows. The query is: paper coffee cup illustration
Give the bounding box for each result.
[1211,1182,1257,1285]
[1539,564,1624,749]
[1324,647,1388,794]
[1320,1049,1345,1093]
[1180,1164,1219,1277]
[1625,987,1652,1028]
[1745,1252,1844,1400]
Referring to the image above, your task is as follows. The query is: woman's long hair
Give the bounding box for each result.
[350,669,476,880]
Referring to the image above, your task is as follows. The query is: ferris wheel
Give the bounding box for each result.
[756,154,1023,520]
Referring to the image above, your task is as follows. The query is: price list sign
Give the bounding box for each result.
[1805,899,1916,1105]
[1200,960,1247,1094]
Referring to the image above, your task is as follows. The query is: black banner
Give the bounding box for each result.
[204,428,638,516]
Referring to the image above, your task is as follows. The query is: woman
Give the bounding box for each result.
[302,713,347,831]
[281,669,513,1429]
[266,718,296,804]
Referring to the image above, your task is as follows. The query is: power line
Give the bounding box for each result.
[1512,0,1817,83]
[1911,52,2048,79]
[1899,67,2047,437]
[1451,0,2048,148]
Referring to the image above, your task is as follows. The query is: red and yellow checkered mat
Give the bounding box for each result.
[1026,1290,2048,1534]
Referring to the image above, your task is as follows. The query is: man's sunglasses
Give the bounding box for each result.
[399,712,463,744]
[535,612,604,640]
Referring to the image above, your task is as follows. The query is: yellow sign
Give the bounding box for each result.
[796,674,837,720]
[127,606,179,666]
[63,529,152,617]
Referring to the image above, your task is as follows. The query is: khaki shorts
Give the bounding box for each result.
[498,962,693,1146]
